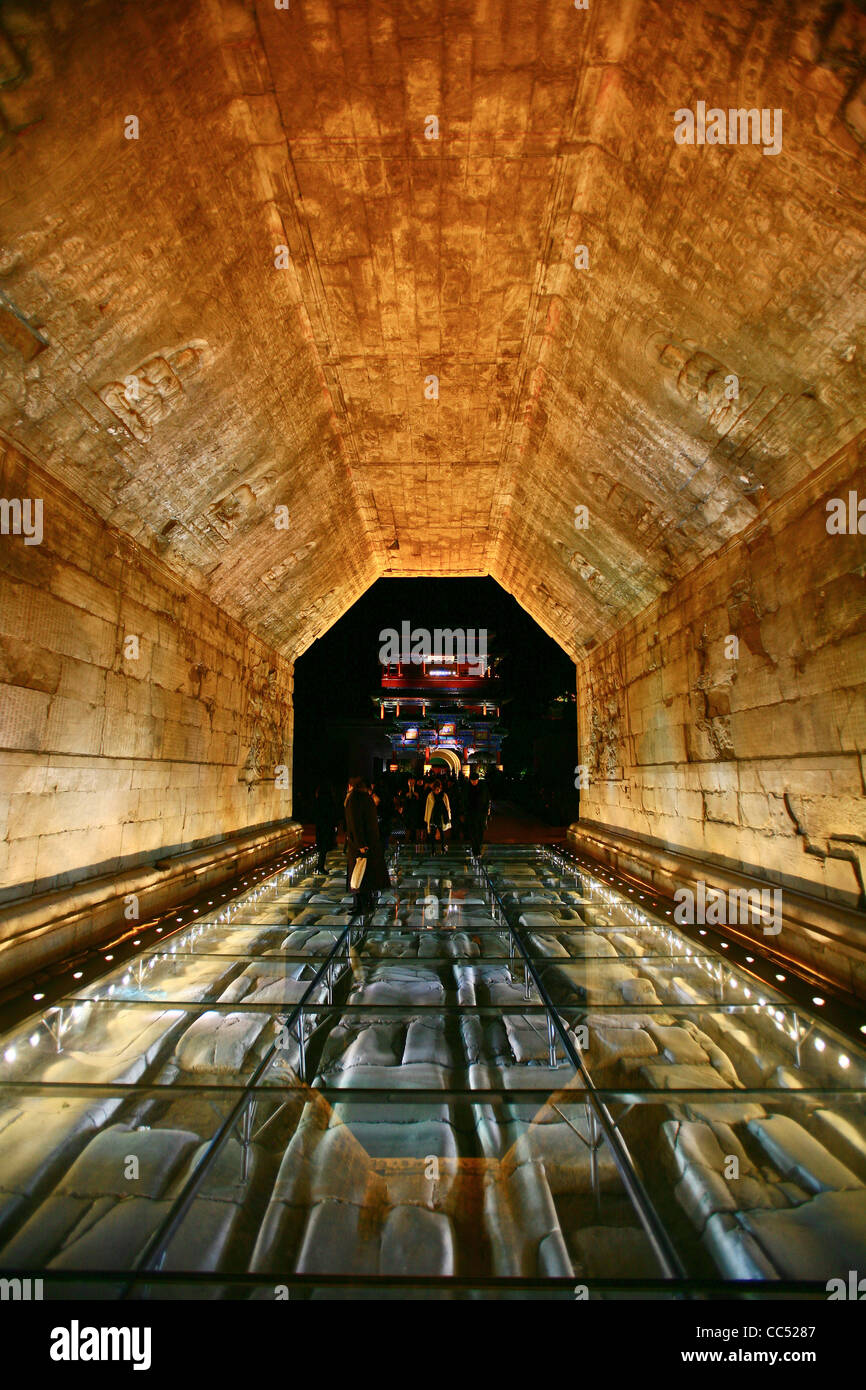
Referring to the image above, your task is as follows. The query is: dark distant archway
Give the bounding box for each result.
[292,577,578,827]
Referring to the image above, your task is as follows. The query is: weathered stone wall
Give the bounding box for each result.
[0,438,296,906]
[575,432,866,910]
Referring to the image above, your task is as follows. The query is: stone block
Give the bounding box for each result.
[56,656,107,706]
[0,635,62,697]
[44,695,105,757]
[7,789,126,842]
[703,790,738,824]
[675,789,704,823]
[635,720,687,766]
[0,684,51,751]
[150,647,194,695]
[170,764,201,790]
[0,754,48,797]
[739,792,770,830]
[118,817,166,860]
[49,567,118,625]
[101,707,146,760]
[25,590,115,668]
[34,826,119,885]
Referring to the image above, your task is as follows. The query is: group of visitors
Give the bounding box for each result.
[311,768,493,915]
[380,770,492,856]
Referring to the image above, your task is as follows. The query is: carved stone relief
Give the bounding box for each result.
[98,341,211,443]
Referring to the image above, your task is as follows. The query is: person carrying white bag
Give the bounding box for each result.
[424,778,452,856]
[344,776,391,915]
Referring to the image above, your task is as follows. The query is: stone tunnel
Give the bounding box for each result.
[0,0,865,1303]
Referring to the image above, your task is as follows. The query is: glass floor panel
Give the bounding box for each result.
[0,843,864,1297]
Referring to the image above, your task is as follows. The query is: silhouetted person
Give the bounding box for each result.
[452,772,468,842]
[372,780,394,848]
[465,769,490,857]
[313,783,337,873]
[344,776,390,915]
[391,788,405,841]
[403,777,424,845]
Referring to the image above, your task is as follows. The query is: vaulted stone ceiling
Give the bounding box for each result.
[0,0,864,660]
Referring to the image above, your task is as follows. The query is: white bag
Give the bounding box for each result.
[350,856,367,891]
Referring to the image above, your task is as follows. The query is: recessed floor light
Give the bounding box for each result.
[33,993,44,1002]
[72,971,82,980]
[813,996,825,1007]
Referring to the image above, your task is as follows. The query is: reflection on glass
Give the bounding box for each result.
[0,844,863,1295]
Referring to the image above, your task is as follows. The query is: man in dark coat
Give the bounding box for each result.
[344,776,391,915]
[371,780,395,849]
[464,769,491,858]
